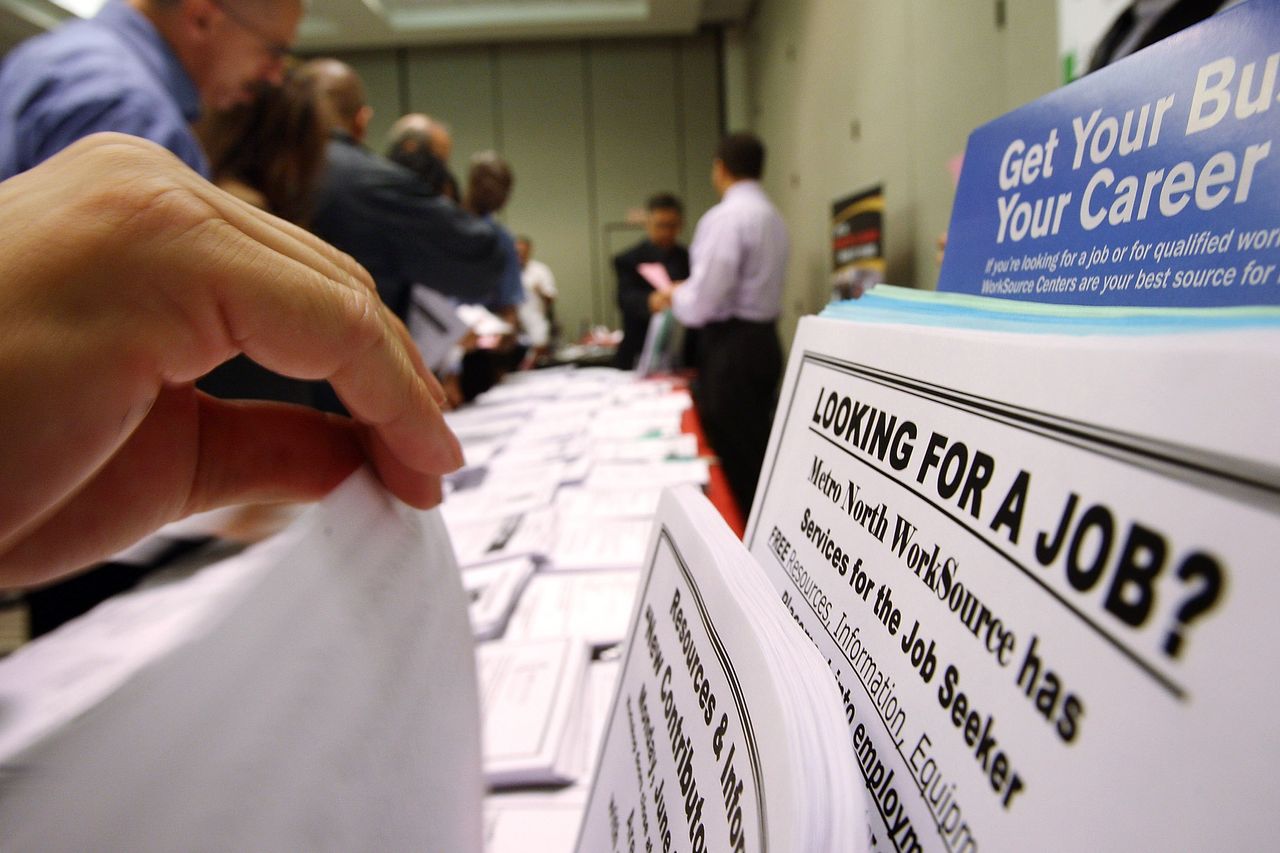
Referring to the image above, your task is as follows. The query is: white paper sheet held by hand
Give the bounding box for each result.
[0,469,485,853]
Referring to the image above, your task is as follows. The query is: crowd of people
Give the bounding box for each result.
[0,0,791,602]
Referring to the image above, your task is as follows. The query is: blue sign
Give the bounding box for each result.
[939,0,1280,307]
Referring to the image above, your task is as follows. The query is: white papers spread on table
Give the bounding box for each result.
[617,389,692,417]
[555,485,665,520]
[480,660,619,853]
[477,638,592,788]
[448,413,529,447]
[407,284,471,372]
[588,412,683,441]
[744,291,1280,851]
[438,368,721,581]
[473,376,569,407]
[590,433,699,463]
[0,469,484,852]
[459,439,503,470]
[464,557,538,642]
[547,515,654,572]
[505,570,641,649]
[484,790,589,853]
[489,437,587,468]
[585,459,709,490]
[503,419,587,447]
[575,486,868,853]
[441,475,560,526]
[448,507,557,568]
[583,659,621,774]
[445,401,534,429]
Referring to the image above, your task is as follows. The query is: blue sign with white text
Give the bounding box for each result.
[939,0,1280,306]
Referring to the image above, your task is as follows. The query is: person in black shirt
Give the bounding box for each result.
[1087,0,1236,73]
[613,193,690,370]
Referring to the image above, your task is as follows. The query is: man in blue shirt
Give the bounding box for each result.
[0,0,302,180]
[1,0,302,634]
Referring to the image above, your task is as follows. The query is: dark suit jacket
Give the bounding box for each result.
[613,239,690,369]
[310,132,505,320]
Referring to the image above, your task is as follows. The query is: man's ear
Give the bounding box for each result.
[178,0,219,42]
[353,105,374,143]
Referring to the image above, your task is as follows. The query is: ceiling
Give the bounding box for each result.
[303,0,751,50]
[0,0,752,53]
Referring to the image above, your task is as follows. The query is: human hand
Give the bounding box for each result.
[648,290,672,313]
[0,134,462,587]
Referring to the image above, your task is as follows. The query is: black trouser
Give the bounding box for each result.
[694,318,782,518]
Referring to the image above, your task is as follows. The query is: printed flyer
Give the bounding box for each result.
[745,310,1280,851]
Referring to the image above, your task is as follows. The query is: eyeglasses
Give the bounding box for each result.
[212,0,293,62]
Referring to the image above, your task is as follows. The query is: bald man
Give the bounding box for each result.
[387,112,453,163]
[300,59,504,322]
[385,113,453,199]
[0,0,301,180]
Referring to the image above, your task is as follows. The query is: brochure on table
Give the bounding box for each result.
[939,0,1280,307]
[577,487,868,853]
[743,306,1280,850]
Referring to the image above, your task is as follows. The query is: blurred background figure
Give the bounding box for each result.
[653,133,788,518]
[300,58,504,322]
[613,192,689,370]
[515,234,558,363]
[386,111,455,199]
[197,70,327,224]
[1086,0,1238,73]
[195,68,330,409]
[459,151,524,398]
[0,0,302,182]
[387,111,454,163]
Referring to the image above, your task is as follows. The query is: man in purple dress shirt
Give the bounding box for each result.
[653,132,790,516]
[0,0,302,181]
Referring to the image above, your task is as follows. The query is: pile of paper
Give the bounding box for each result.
[441,368,707,641]
[463,556,537,642]
[437,367,716,850]
[743,287,1280,850]
[477,638,593,788]
[576,486,868,853]
[432,368,716,840]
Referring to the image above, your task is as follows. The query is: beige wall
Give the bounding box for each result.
[324,36,723,341]
[740,0,1060,350]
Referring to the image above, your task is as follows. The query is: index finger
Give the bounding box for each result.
[150,210,463,501]
[178,170,450,408]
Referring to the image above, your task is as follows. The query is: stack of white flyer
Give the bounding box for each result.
[744,289,1280,850]
[575,486,868,853]
[585,458,709,490]
[464,556,538,641]
[504,569,641,649]
[477,638,593,788]
[449,507,557,568]
[546,515,653,572]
